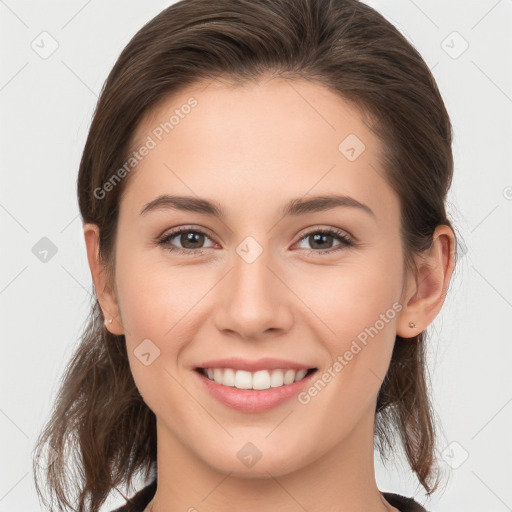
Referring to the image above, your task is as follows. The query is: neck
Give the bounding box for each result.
[149,405,398,512]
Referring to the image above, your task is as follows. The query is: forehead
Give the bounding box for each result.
[120,77,398,227]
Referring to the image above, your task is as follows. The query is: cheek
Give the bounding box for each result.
[296,257,401,335]
[114,253,192,410]
[298,257,402,384]
[115,244,197,339]
[114,249,215,383]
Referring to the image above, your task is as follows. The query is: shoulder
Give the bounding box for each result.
[110,480,157,512]
[382,491,429,512]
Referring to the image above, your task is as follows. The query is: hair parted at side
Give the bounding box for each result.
[32,0,459,510]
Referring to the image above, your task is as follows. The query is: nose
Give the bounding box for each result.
[212,246,294,340]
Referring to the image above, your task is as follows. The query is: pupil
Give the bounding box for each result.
[182,232,203,248]
[311,233,332,249]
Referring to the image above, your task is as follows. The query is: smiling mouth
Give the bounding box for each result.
[195,367,317,390]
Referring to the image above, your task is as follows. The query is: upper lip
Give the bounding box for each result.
[196,357,317,372]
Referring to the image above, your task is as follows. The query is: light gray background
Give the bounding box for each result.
[1,1,511,510]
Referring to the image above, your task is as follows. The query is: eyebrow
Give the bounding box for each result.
[139,194,376,219]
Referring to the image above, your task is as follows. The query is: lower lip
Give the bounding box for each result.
[194,369,317,413]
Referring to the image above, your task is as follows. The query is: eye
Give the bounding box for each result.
[294,227,353,255]
[157,227,216,255]
[156,226,354,256]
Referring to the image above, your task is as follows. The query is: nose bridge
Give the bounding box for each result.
[234,243,274,301]
[213,238,293,338]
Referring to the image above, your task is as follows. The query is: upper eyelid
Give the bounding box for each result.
[160,225,217,242]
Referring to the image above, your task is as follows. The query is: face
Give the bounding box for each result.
[109,76,410,477]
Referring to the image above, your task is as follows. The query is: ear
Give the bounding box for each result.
[83,222,125,335]
[396,225,456,338]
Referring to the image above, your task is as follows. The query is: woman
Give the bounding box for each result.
[32,0,458,511]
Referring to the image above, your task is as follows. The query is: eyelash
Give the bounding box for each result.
[156,226,354,256]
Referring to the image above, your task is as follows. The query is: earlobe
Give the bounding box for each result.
[396,225,456,339]
[83,222,125,336]
[103,316,124,335]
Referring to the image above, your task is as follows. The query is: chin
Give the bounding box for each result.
[200,443,306,479]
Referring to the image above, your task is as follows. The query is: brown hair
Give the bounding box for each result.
[32,0,459,510]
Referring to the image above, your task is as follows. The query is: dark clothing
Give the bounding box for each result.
[110,479,428,512]
[382,492,429,512]
[110,480,156,512]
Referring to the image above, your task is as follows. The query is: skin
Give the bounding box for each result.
[84,75,455,512]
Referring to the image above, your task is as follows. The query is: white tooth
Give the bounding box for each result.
[205,367,309,389]
[294,369,307,382]
[252,370,271,390]
[234,370,253,389]
[270,369,285,387]
[283,369,296,385]
[223,368,235,386]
